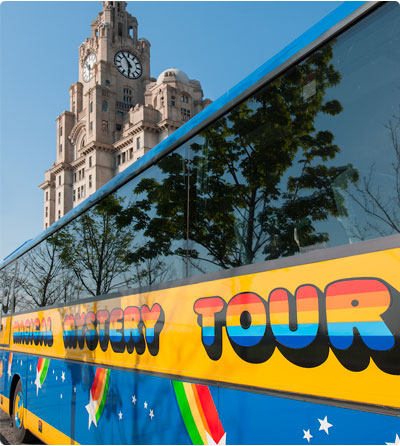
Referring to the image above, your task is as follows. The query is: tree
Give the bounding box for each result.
[0,265,16,314]
[13,235,80,310]
[346,110,400,240]
[125,41,358,272]
[56,195,135,297]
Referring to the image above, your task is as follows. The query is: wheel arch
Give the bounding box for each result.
[9,373,21,415]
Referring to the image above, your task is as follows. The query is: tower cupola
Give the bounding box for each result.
[101,0,127,13]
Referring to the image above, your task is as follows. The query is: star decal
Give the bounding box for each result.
[61,371,66,382]
[56,376,58,381]
[52,369,55,374]
[34,369,42,395]
[29,364,32,372]
[118,411,123,420]
[318,416,333,435]
[85,392,98,429]
[60,394,63,399]
[386,434,400,445]
[205,432,227,445]
[144,401,148,409]
[303,429,313,442]
[149,409,154,420]
[132,395,136,404]
[74,386,77,393]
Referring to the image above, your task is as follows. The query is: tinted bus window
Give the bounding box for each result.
[184,2,400,276]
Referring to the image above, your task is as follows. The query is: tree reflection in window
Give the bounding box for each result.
[128,41,359,274]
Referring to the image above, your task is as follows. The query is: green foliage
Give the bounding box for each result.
[56,195,134,296]
[123,41,358,271]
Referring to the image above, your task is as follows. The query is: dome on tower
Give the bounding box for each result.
[157,68,190,84]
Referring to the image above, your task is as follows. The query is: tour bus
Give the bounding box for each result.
[1,2,399,444]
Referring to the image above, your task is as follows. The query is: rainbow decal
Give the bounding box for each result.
[326,278,394,350]
[85,367,111,429]
[7,352,13,379]
[35,357,50,395]
[269,285,319,348]
[173,380,226,445]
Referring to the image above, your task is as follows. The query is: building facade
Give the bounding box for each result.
[39,1,210,229]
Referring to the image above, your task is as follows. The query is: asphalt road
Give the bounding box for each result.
[0,409,42,445]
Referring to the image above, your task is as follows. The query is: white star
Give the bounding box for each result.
[52,369,55,374]
[56,376,58,381]
[132,395,136,404]
[386,434,400,445]
[303,429,313,442]
[118,411,123,420]
[205,432,227,445]
[30,381,32,385]
[74,386,77,393]
[34,369,42,396]
[60,394,63,399]
[144,401,148,409]
[29,364,32,371]
[85,392,98,430]
[61,371,65,382]
[318,416,333,435]
[7,363,12,379]
[149,409,154,420]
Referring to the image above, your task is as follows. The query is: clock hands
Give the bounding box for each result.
[83,53,97,82]
[122,53,133,77]
[114,51,142,79]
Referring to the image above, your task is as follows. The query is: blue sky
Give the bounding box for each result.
[0,1,344,261]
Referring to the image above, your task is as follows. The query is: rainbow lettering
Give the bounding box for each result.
[226,292,267,347]
[194,277,398,373]
[326,278,394,351]
[269,285,319,348]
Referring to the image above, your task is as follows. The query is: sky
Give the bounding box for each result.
[0,0,344,261]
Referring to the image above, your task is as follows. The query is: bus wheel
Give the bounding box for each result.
[12,380,32,442]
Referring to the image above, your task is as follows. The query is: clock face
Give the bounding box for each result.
[114,51,142,79]
[83,53,97,83]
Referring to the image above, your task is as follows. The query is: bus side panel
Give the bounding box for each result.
[3,352,400,445]
[8,248,400,411]
[0,348,14,415]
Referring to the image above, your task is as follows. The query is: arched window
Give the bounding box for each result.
[181,94,190,104]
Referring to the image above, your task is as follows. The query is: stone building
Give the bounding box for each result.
[39,1,210,229]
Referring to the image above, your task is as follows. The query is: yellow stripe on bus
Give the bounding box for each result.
[24,408,80,445]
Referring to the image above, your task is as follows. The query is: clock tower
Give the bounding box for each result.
[40,1,210,229]
[72,0,151,151]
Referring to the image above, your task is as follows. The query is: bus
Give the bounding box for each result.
[1,1,399,444]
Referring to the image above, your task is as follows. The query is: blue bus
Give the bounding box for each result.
[1,2,400,444]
